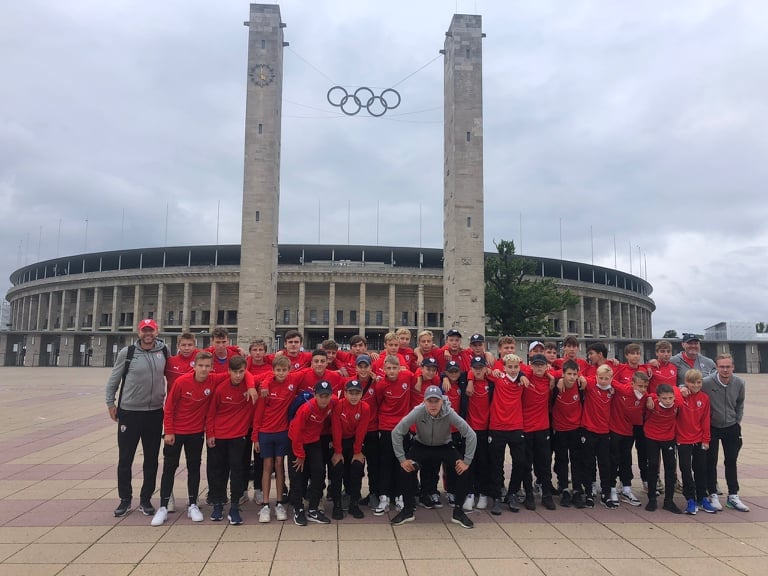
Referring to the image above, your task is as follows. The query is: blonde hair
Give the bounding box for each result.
[503,354,522,364]
[596,364,613,377]
[684,369,702,384]
[395,328,411,338]
[384,332,398,343]
[418,330,433,341]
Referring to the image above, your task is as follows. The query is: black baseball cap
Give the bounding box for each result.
[446,329,462,338]
[445,360,461,371]
[530,354,548,365]
[682,333,700,343]
[471,356,486,367]
[345,380,363,391]
[421,357,438,368]
[469,333,485,343]
[314,381,333,395]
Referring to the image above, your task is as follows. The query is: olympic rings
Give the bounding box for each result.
[326,86,401,117]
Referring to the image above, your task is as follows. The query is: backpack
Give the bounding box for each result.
[287,390,314,422]
[117,344,169,410]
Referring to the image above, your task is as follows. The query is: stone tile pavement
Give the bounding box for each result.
[1,367,767,575]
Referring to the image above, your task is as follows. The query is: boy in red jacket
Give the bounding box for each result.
[151,351,215,526]
[552,360,584,508]
[676,369,714,514]
[330,380,371,519]
[288,380,336,526]
[252,355,296,523]
[165,332,199,389]
[581,363,616,509]
[206,356,254,525]
[644,383,682,513]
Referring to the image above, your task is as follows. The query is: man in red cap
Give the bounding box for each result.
[105,318,169,517]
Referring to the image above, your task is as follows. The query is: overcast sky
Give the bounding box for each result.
[2,0,767,337]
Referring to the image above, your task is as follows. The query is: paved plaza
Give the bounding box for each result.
[0,367,767,575]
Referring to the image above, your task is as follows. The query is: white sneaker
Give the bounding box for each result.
[727,494,750,512]
[533,483,542,497]
[187,504,204,522]
[258,504,271,523]
[709,493,723,511]
[167,494,175,513]
[476,494,488,510]
[254,489,264,504]
[620,489,641,507]
[463,494,475,512]
[275,503,288,521]
[610,487,619,503]
[151,506,168,526]
[373,495,390,516]
[395,495,404,512]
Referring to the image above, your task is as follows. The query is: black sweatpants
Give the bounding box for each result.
[646,437,676,502]
[116,408,163,502]
[525,429,553,496]
[159,432,204,507]
[610,432,635,488]
[378,430,400,498]
[329,437,365,502]
[553,428,584,493]
[489,429,528,500]
[399,441,469,510]
[288,441,325,512]
[678,442,708,502]
[633,425,648,482]
[207,436,247,505]
[707,423,742,495]
[470,430,491,496]
[582,430,611,498]
[362,430,380,497]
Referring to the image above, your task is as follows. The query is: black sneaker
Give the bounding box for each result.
[572,492,586,509]
[542,494,557,510]
[645,498,658,512]
[228,506,243,525]
[506,496,520,513]
[391,508,415,526]
[560,490,572,508]
[211,504,224,521]
[114,498,131,517]
[491,499,503,515]
[585,494,595,509]
[348,503,365,519]
[549,483,562,496]
[307,509,331,524]
[524,492,536,511]
[294,509,308,526]
[451,507,474,529]
[663,500,683,514]
[332,504,344,520]
[139,500,155,516]
[601,496,618,510]
[358,494,370,507]
[418,494,436,509]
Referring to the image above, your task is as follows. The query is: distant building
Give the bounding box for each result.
[705,321,768,341]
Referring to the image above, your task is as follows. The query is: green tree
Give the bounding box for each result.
[485,239,578,336]
[756,322,767,334]
[662,329,678,339]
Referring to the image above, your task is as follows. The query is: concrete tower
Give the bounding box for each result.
[237,4,286,347]
[443,14,485,336]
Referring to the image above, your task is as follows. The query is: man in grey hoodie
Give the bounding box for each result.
[390,385,477,528]
[105,319,168,517]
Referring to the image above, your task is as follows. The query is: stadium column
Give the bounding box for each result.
[35,294,42,331]
[578,295,585,338]
[417,284,425,334]
[133,286,141,329]
[73,288,82,331]
[443,14,485,335]
[182,282,191,332]
[358,283,366,337]
[298,282,305,338]
[607,300,613,338]
[388,284,396,332]
[46,291,53,331]
[59,290,68,330]
[237,4,285,347]
[156,283,165,332]
[328,282,336,340]
[593,297,599,337]
[111,287,119,331]
[91,288,100,331]
[209,282,218,333]
[560,308,568,337]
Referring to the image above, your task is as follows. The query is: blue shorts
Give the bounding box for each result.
[258,430,290,459]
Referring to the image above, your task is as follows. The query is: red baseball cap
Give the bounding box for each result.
[138,318,158,332]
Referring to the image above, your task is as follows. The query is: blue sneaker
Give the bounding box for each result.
[210,503,224,521]
[698,499,717,513]
[685,498,696,515]
[227,506,243,525]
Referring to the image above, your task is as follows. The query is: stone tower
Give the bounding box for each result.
[237,4,286,347]
[443,14,485,336]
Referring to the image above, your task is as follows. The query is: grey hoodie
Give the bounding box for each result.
[105,338,168,411]
[391,398,477,465]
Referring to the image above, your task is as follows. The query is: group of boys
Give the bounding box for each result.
[107,322,748,530]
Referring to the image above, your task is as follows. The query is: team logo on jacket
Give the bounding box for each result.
[573,394,579,401]
[696,400,702,407]
[368,389,374,395]
[294,363,300,369]
[156,352,164,359]
[120,425,127,433]
[225,396,232,401]
[189,360,195,367]
[204,389,211,396]
[634,400,640,406]
[288,385,294,391]
[354,413,361,420]
[402,383,408,390]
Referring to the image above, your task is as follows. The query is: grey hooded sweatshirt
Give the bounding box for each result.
[105,338,168,411]
[391,398,477,465]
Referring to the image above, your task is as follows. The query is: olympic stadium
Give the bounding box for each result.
[2,243,655,368]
